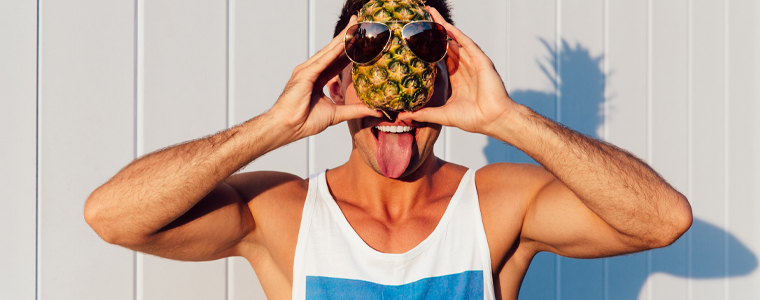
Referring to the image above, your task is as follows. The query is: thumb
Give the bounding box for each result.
[398,107,450,126]
[332,103,383,125]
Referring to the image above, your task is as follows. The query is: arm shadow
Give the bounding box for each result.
[483,38,757,300]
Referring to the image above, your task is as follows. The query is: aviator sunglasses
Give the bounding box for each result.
[344,21,450,65]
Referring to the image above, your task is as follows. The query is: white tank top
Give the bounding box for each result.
[291,169,496,300]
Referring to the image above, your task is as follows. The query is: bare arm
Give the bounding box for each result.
[402,7,692,258]
[497,106,691,256]
[84,113,284,259]
[84,15,380,260]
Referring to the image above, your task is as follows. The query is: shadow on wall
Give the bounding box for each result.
[483,39,758,300]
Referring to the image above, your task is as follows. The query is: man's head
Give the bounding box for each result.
[328,0,454,179]
[333,0,454,39]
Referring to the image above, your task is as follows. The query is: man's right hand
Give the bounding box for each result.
[269,15,381,146]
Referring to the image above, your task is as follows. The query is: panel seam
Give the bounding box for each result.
[307,0,316,176]
[722,0,730,298]
[134,0,145,299]
[35,0,41,298]
[646,0,654,298]
[686,0,694,298]
[603,0,610,299]
[226,0,234,298]
[555,1,562,299]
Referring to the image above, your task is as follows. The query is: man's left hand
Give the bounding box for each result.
[398,7,516,139]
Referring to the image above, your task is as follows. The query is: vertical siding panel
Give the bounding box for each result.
[140,0,228,299]
[314,0,346,53]
[0,1,38,299]
[229,257,265,300]
[558,1,606,300]
[727,0,760,298]
[690,0,728,299]
[232,1,308,176]
[37,0,136,299]
[228,0,309,298]
[312,0,355,173]
[605,1,651,299]
[507,1,558,299]
[605,3,648,156]
[445,0,508,169]
[649,0,690,299]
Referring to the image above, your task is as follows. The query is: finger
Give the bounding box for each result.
[398,106,450,126]
[300,15,358,85]
[296,33,349,87]
[303,15,357,67]
[426,7,460,39]
[424,7,460,76]
[426,7,482,56]
[425,6,451,27]
[292,17,353,78]
[332,103,383,125]
[445,38,461,75]
[312,43,351,89]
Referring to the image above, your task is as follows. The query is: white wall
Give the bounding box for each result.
[1,0,759,299]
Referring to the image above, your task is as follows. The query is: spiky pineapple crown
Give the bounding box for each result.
[357,0,431,23]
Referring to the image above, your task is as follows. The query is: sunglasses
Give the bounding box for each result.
[344,21,450,65]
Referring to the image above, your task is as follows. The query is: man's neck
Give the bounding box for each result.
[324,149,468,253]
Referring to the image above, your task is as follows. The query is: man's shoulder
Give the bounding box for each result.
[476,162,554,185]
[226,171,307,272]
[472,163,558,267]
[475,162,556,207]
[227,171,308,244]
[225,170,309,204]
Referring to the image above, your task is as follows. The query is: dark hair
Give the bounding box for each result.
[333,0,454,37]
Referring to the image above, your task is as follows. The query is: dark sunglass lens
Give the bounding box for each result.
[403,22,448,62]
[345,23,391,64]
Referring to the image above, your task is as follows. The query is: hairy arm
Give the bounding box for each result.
[500,105,692,257]
[84,113,288,260]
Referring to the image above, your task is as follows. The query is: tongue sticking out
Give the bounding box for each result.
[376,131,414,178]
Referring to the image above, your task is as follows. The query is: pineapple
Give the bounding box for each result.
[352,0,437,112]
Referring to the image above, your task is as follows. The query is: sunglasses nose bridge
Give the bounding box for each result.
[376,25,404,59]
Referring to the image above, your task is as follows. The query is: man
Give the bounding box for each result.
[84,0,692,299]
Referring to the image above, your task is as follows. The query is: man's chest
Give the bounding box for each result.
[334,199,450,254]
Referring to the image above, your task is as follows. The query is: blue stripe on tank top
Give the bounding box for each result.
[305,270,483,300]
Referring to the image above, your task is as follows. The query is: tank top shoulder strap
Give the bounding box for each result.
[291,171,323,299]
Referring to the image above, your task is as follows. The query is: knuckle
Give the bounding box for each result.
[292,65,304,76]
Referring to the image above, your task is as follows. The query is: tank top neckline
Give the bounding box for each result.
[316,169,474,262]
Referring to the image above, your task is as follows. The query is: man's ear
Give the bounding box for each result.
[327,76,345,105]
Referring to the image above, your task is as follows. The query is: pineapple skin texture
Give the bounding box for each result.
[352,0,438,112]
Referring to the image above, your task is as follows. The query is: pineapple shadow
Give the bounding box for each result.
[483,39,758,300]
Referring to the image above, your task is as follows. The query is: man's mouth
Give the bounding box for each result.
[373,125,415,135]
[371,125,418,142]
